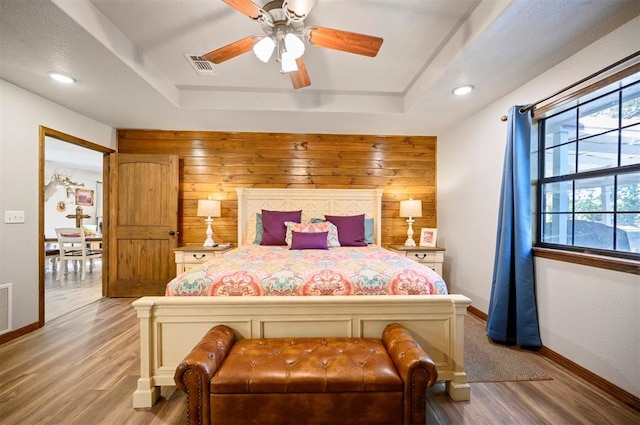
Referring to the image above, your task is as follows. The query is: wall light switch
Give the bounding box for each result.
[5,211,25,224]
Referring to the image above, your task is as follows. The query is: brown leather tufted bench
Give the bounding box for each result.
[175,323,438,425]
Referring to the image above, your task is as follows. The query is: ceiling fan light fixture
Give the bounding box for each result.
[284,33,305,59]
[281,51,298,72]
[253,37,276,63]
[452,84,474,96]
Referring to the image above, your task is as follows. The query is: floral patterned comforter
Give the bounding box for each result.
[166,245,448,296]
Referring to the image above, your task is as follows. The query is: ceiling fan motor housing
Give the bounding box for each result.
[260,1,305,38]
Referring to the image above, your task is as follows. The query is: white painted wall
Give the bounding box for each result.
[44,162,102,238]
[0,80,114,332]
[438,17,640,397]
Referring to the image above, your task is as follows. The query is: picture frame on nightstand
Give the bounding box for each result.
[419,228,437,247]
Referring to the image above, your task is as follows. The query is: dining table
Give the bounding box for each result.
[45,236,103,249]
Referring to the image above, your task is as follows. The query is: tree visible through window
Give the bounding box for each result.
[537,71,640,259]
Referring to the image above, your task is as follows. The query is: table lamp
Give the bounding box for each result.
[399,198,422,247]
[197,199,221,247]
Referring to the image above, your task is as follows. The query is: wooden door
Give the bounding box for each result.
[108,154,178,296]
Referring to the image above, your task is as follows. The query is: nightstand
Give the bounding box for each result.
[388,245,445,275]
[174,244,234,275]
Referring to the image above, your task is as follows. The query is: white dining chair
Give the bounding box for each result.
[55,227,102,280]
[44,242,60,272]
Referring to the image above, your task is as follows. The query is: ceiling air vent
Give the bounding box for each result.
[184,54,219,76]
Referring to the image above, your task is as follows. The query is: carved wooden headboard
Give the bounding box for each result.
[236,188,383,246]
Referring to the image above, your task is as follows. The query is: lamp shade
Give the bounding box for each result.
[284,33,305,59]
[253,36,276,63]
[281,51,298,72]
[197,199,221,218]
[399,199,422,218]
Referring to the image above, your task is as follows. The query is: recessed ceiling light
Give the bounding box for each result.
[452,85,474,96]
[48,72,76,84]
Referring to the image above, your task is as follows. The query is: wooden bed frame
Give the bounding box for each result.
[132,188,471,408]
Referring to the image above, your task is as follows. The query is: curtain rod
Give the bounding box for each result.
[500,49,640,122]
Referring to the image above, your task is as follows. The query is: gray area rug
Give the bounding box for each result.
[464,315,553,383]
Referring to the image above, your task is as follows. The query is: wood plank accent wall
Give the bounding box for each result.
[117,130,437,246]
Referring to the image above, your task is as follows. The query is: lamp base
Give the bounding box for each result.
[203,218,217,247]
[404,218,416,247]
[203,239,218,248]
[404,238,417,247]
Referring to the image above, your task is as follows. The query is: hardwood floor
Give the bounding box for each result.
[1,298,638,425]
[45,259,102,322]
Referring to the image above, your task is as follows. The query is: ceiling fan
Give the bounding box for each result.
[202,0,383,89]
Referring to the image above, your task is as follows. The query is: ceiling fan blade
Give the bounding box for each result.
[289,57,311,89]
[285,0,317,19]
[201,36,259,64]
[221,0,263,20]
[307,26,383,57]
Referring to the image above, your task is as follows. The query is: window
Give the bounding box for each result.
[537,71,640,260]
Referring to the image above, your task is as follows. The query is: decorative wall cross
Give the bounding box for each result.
[66,206,91,228]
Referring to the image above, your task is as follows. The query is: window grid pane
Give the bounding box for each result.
[617,213,639,252]
[621,123,640,167]
[617,171,640,212]
[572,213,615,250]
[542,213,573,245]
[574,176,615,214]
[544,109,577,147]
[543,181,573,213]
[578,92,619,139]
[544,142,577,178]
[621,83,640,126]
[577,131,619,172]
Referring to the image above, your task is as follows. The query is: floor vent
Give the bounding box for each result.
[184,54,219,76]
[0,283,11,335]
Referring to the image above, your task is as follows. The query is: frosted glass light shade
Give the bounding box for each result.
[197,199,221,218]
[400,199,422,218]
[281,51,298,72]
[286,0,317,17]
[253,37,276,63]
[284,33,305,59]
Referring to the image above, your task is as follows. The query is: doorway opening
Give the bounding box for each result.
[39,127,113,325]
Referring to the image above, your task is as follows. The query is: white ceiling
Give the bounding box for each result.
[1,0,639,136]
[45,136,104,173]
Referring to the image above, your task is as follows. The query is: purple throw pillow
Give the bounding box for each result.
[290,231,329,250]
[324,214,367,247]
[261,209,302,245]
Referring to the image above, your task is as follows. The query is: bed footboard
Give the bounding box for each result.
[132,294,471,408]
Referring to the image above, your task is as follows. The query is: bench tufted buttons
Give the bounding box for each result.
[211,337,403,394]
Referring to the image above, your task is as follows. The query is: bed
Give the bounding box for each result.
[132,188,471,408]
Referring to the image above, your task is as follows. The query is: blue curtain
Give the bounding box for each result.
[486,105,542,348]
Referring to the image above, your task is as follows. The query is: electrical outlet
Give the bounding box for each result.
[4,211,25,224]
